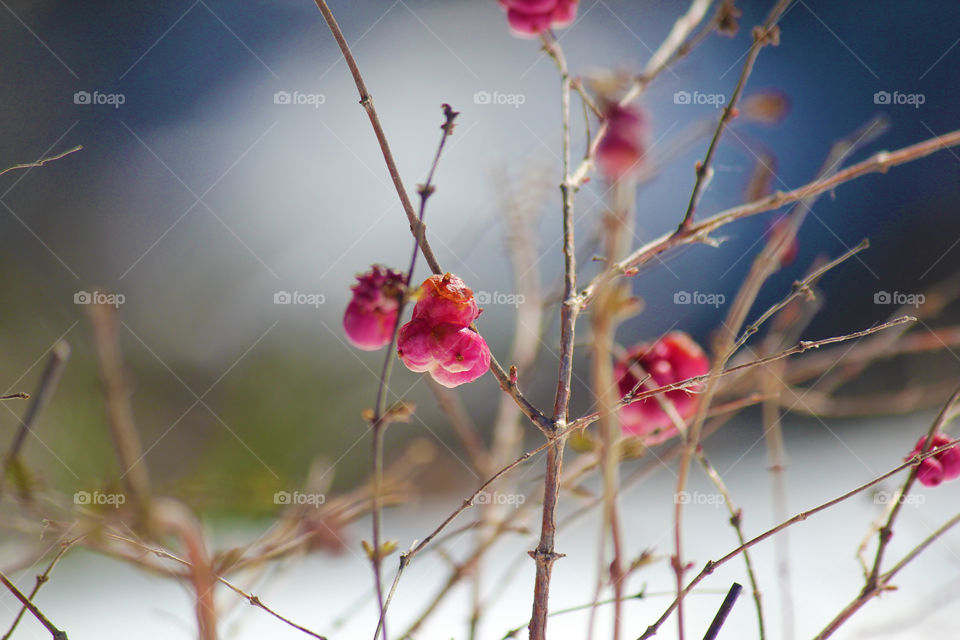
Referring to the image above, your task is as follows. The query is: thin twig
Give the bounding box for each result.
[0,341,70,501]
[312,0,550,436]
[702,583,742,640]
[88,304,151,513]
[0,570,68,640]
[1,537,80,640]
[866,385,960,589]
[104,532,327,639]
[579,128,960,306]
[376,318,912,609]
[527,30,576,640]
[368,104,458,640]
[0,145,83,178]
[676,0,791,231]
[695,453,764,639]
[637,437,960,639]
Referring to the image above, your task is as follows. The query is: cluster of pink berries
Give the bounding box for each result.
[907,433,960,487]
[498,0,578,36]
[343,265,404,351]
[397,274,491,388]
[343,268,491,389]
[614,332,710,444]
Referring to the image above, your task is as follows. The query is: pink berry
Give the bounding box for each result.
[615,332,710,444]
[412,273,480,327]
[595,103,647,182]
[908,433,960,486]
[498,0,578,36]
[343,265,404,351]
[397,319,491,388]
[917,457,945,487]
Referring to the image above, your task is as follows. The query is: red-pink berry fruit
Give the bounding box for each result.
[615,332,710,444]
[498,0,578,37]
[595,103,647,182]
[908,433,960,487]
[412,273,480,327]
[397,319,491,388]
[343,265,404,351]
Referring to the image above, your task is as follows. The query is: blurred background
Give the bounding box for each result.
[2,0,960,638]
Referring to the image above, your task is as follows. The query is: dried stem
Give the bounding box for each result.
[579,128,960,306]
[0,341,70,501]
[866,386,960,587]
[695,453,765,640]
[368,104,458,640]
[811,387,960,638]
[525,31,577,640]
[702,583,743,640]
[0,145,83,178]
[1,537,79,640]
[104,532,327,639]
[88,303,150,512]
[677,0,791,231]
[637,436,960,639]
[587,179,635,640]
[376,317,911,614]
[0,569,68,639]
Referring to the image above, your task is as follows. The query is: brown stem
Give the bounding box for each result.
[369,104,458,640]
[88,303,150,513]
[0,145,83,178]
[579,128,960,306]
[0,570,68,639]
[105,532,327,639]
[677,0,791,230]
[637,437,960,639]
[1,537,78,640]
[0,341,70,501]
[528,31,575,640]
[312,0,549,437]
